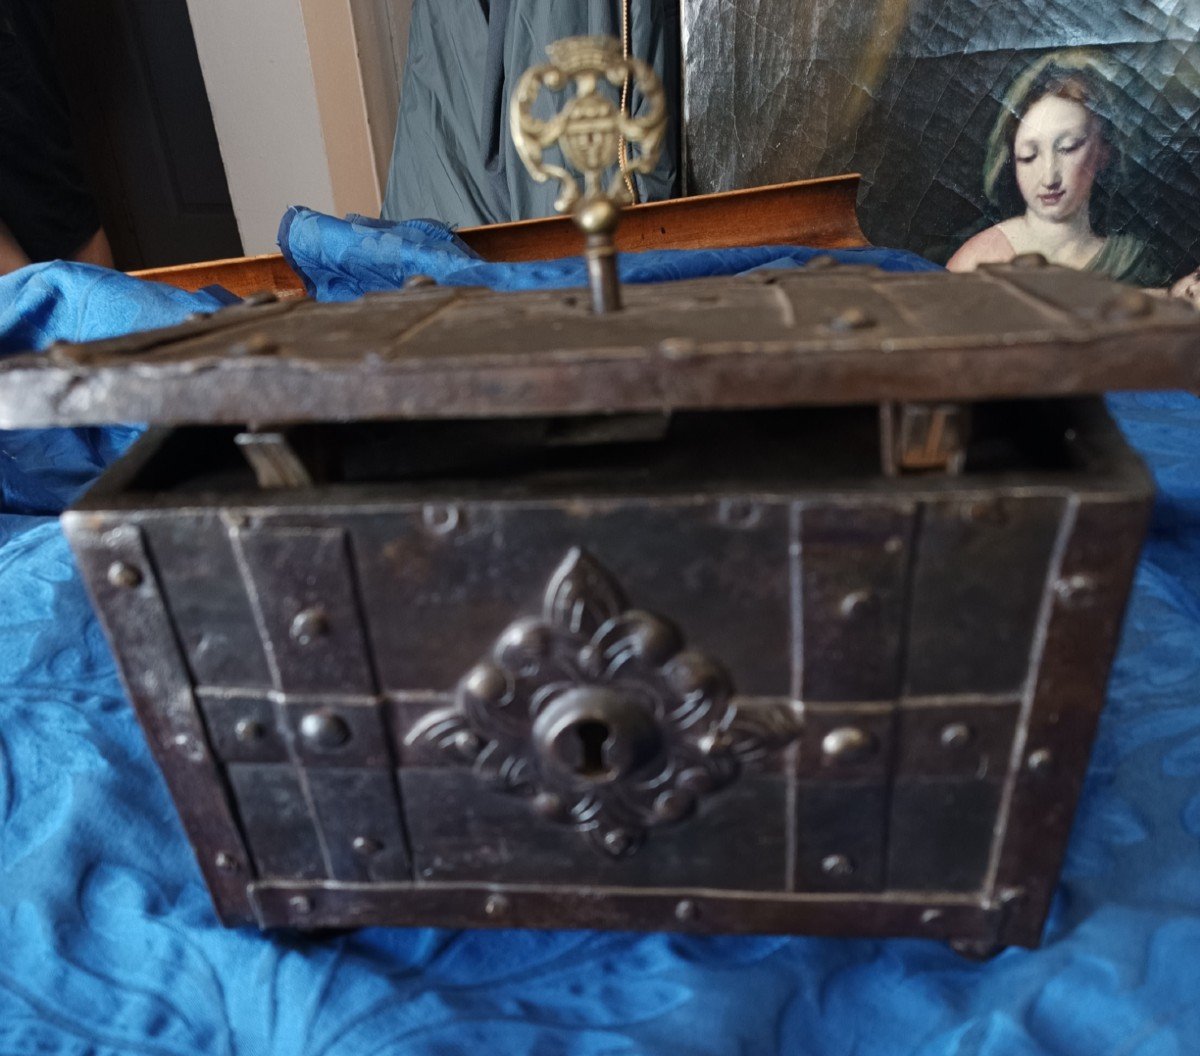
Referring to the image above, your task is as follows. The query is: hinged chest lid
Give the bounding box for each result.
[1,263,1198,429]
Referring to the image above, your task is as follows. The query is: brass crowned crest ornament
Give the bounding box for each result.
[510,35,667,312]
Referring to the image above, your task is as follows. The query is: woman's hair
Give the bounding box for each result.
[982,50,1124,230]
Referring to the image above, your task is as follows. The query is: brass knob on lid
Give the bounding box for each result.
[509,36,666,313]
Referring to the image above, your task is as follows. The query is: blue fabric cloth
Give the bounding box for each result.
[278,207,942,300]
[2,234,1199,1054]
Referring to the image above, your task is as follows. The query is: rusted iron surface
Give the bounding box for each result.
[62,397,1152,949]
[3,264,1199,429]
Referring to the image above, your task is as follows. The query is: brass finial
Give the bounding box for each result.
[510,35,666,313]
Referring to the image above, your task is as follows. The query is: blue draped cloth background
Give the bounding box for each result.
[1,213,1198,1055]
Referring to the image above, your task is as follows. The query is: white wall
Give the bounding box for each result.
[186,0,413,256]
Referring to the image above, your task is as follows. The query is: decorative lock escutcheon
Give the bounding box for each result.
[410,548,803,858]
[509,35,667,313]
[534,686,662,780]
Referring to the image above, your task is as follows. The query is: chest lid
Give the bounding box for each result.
[3,29,1200,431]
[0,263,1199,430]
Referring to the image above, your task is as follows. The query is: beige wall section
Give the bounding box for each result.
[183,0,337,255]
[186,0,411,254]
[297,0,384,217]
[350,0,414,192]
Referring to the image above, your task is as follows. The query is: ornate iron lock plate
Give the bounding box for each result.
[408,548,804,857]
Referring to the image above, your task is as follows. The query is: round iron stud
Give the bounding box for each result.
[234,718,266,744]
[107,561,143,589]
[214,851,239,873]
[602,829,634,856]
[229,333,278,357]
[939,723,974,750]
[1027,748,1054,776]
[352,836,382,856]
[299,709,351,751]
[838,590,873,618]
[1054,574,1096,606]
[288,895,313,916]
[821,853,855,878]
[290,608,330,646]
[698,730,732,756]
[484,893,510,917]
[452,729,484,758]
[828,306,876,332]
[675,899,700,923]
[821,726,877,765]
[533,792,567,820]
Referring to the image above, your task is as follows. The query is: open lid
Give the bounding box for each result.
[0,261,1198,429]
[4,34,1198,432]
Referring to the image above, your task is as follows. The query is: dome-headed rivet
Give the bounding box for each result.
[698,730,732,756]
[602,829,634,856]
[352,835,382,856]
[234,718,265,744]
[940,723,973,750]
[290,608,329,646]
[839,590,873,618]
[1028,748,1054,775]
[828,306,876,332]
[822,726,877,765]
[821,853,855,878]
[1054,574,1096,605]
[675,899,700,923]
[452,729,484,759]
[484,893,510,917]
[299,709,351,750]
[533,791,567,820]
[229,333,277,357]
[107,561,143,589]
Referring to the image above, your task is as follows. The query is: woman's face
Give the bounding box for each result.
[1013,94,1106,224]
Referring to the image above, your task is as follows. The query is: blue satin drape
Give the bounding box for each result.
[1,223,1197,1055]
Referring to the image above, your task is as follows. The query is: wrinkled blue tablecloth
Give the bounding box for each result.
[1,216,1198,1055]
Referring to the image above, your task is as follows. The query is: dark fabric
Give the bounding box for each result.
[0,0,99,261]
[479,0,513,209]
[383,0,681,227]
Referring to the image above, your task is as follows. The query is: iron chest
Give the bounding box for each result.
[2,262,1198,954]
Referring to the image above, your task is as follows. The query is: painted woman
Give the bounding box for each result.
[947,50,1170,287]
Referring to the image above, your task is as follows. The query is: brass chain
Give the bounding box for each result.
[618,0,638,203]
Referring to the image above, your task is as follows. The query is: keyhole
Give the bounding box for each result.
[574,720,611,776]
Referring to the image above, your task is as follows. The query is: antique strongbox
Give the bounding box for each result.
[1,264,1197,952]
[1,38,1198,954]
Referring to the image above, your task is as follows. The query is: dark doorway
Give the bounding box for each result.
[54,0,242,269]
